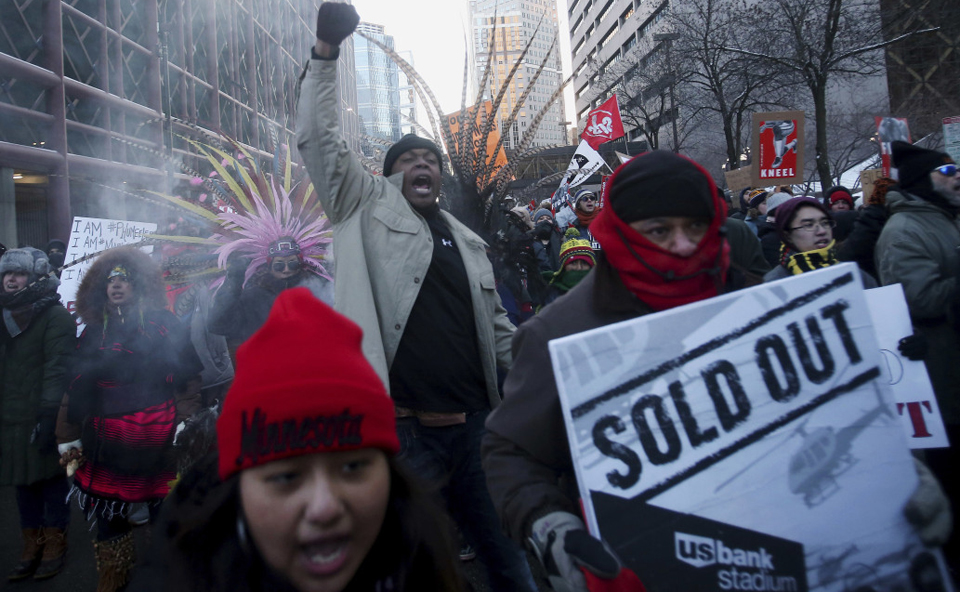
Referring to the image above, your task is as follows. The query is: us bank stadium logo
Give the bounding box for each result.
[675,532,800,591]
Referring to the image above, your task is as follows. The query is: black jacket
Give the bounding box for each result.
[837,204,888,278]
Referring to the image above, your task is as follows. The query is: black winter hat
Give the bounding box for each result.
[606,150,714,223]
[892,141,955,191]
[382,134,444,177]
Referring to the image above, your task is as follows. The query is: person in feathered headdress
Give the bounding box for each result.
[139,134,335,356]
[206,226,334,353]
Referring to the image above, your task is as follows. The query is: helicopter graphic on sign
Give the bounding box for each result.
[715,383,893,508]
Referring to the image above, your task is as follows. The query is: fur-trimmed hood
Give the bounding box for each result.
[75,247,167,325]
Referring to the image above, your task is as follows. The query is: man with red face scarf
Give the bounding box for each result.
[481,151,951,592]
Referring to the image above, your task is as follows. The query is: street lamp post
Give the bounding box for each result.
[654,32,680,153]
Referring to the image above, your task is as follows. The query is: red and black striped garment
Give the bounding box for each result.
[68,308,200,507]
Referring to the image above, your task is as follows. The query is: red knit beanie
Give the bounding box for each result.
[217,288,399,480]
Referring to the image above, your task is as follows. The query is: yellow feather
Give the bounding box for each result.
[145,191,221,222]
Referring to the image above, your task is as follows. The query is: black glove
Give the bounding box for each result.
[316,2,360,46]
[33,407,58,454]
[534,220,554,240]
[225,252,251,279]
[898,333,928,361]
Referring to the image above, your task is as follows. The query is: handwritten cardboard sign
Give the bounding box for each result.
[859,169,883,203]
[550,264,951,591]
[724,166,753,199]
[58,217,157,335]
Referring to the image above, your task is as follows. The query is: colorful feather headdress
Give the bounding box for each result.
[141,133,332,287]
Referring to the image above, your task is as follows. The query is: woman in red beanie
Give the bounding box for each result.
[131,288,464,592]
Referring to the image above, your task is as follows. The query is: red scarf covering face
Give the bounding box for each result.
[590,159,730,312]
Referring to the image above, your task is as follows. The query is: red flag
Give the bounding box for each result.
[581,95,625,150]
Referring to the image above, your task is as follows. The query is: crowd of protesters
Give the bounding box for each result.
[1,3,959,592]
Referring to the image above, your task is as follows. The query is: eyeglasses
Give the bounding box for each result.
[579,195,597,202]
[789,219,836,232]
[933,164,958,177]
[271,260,300,273]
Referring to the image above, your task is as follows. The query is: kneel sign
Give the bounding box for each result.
[550,264,952,591]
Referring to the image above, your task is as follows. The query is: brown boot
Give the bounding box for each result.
[34,526,68,579]
[8,528,44,581]
[93,531,135,592]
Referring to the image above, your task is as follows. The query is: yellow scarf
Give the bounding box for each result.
[782,240,838,275]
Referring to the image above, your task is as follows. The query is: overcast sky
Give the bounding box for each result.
[349,0,577,128]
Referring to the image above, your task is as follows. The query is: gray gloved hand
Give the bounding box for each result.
[529,511,622,592]
[316,2,360,46]
[904,458,952,546]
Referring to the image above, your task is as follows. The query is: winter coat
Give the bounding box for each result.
[208,270,333,347]
[725,217,771,280]
[837,204,888,278]
[0,279,75,486]
[572,219,601,251]
[532,231,562,274]
[756,218,781,268]
[875,189,960,424]
[296,56,514,406]
[483,260,651,541]
[483,255,752,541]
[58,308,202,507]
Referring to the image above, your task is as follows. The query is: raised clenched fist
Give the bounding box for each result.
[316,2,360,47]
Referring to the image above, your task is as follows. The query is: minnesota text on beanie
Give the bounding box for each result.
[605,150,714,223]
[217,288,399,480]
[382,133,444,177]
[0,247,51,283]
[558,228,596,268]
[892,141,955,191]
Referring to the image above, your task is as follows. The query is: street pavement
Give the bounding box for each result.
[0,485,141,591]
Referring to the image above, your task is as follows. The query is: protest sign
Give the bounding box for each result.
[550,263,952,591]
[59,216,157,335]
[865,285,950,449]
[581,95,625,150]
[859,168,883,202]
[724,166,753,198]
[943,116,960,164]
[445,101,509,181]
[752,111,804,186]
[875,117,911,178]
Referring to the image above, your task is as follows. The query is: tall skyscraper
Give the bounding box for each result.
[355,22,401,153]
[397,50,422,137]
[470,0,567,149]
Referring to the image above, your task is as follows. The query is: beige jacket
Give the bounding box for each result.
[296,57,514,408]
